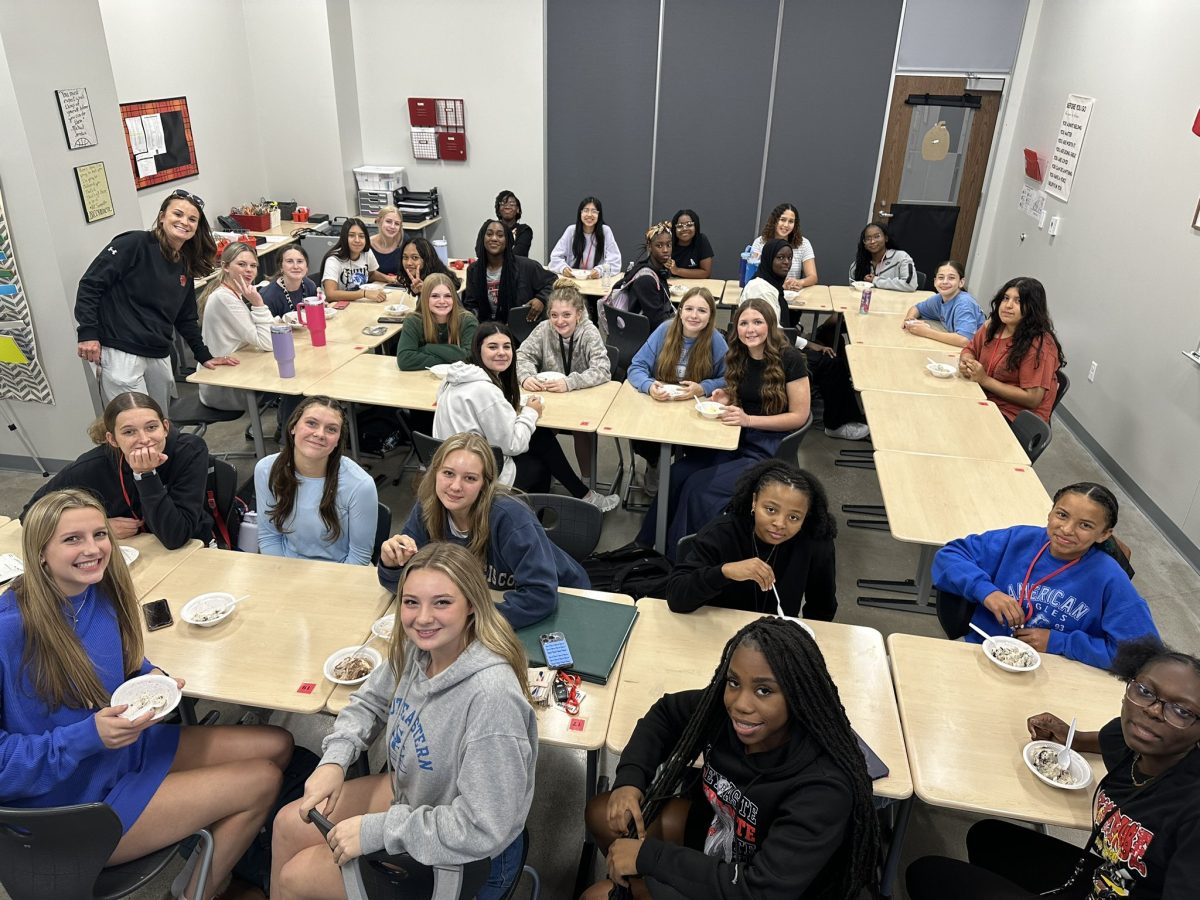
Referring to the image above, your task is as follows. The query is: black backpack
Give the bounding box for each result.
[582,545,673,600]
[205,460,246,550]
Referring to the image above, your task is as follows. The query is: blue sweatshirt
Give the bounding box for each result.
[376,496,588,627]
[933,524,1159,669]
[913,290,986,340]
[255,454,379,565]
[627,321,728,397]
[0,585,179,832]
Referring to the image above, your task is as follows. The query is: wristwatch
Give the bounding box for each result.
[132,469,157,481]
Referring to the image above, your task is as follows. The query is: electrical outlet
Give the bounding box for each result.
[1088,361,1098,382]
[1048,216,1061,236]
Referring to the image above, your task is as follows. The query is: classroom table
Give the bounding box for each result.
[888,632,1122,830]
[0,520,203,600]
[597,381,740,553]
[859,450,1052,613]
[0,515,9,528]
[141,549,392,714]
[320,298,408,348]
[860,391,1030,464]
[843,311,952,352]
[830,284,919,316]
[844,345,984,400]
[720,281,833,312]
[562,273,726,302]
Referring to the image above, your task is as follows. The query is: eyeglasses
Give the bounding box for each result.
[169,189,205,209]
[675,220,695,228]
[498,199,518,208]
[1125,680,1199,729]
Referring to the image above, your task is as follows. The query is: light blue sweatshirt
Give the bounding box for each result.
[627,321,727,396]
[913,290,986,340]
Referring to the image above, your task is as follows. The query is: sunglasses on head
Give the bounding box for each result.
[168,189,205,209]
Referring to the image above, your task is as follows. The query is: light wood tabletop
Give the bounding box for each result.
[605,599,912,800]
[0,521,202,600]
[721,282,833,311]
[320,301,407,348]
[0,516,9,529]
[860,391,1030,464]
[830,285,920,316]
[598,380,739,452]
[305,354,441,410]
[526,380,622,432]
[187,341,363,397]
[874,451,1051,546]
[843,311,951,351]
[143,549,392,714]
[845,345,983,400]
[559,273,726,302]
[888,632,1122,829]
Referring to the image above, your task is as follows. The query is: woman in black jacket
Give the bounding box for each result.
[495,190,533,257]
[462,219,555,324]
[667,459,838,621]
[605,221,674,334]
[21,392,211,549]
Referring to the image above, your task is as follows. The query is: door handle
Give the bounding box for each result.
[878,210,894,218]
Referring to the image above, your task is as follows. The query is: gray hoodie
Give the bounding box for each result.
[433,362,539,486]
[320,640,538,863]
[514,319,611,390]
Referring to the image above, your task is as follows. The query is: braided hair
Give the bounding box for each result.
[728,459,838,541]
[1053,481,1118,530]
[617,617,880,900]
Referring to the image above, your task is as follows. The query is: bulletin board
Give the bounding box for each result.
[119,96,199,190]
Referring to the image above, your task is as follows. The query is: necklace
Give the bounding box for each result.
[1130,754,1157,788]
[278,276,305,310]
[65,592,89,627]
[750,532,780,613]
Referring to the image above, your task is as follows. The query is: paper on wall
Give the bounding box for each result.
[141,114,167,155]
[1045,94,1094,203]
[136,155,157,177]
[125,116,148,154]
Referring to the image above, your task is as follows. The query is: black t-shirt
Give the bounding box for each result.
[1079,718,1200,898]
[672,234,714,270]
[734,345,808,417]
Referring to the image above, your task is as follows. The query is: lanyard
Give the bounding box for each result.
[984,335,1010,379]
[117,463,145,531]
[557,334,576,374]
[1019,541,1082,621]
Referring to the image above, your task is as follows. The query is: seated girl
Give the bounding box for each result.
[396,236,460,298]
[959,276,1065,423]
[581,616,878,900]
[849,221,917,290]
[369,206,405,281]
[749,203,817,289]
[198,242,273,411]
[495,189,533,257]
[2,489,293,900]
[462,219,556,324]
[668,460,838,621]
[634,298,810,551]
[395,274,478,371]
[377,432,587,626]
[933,482,1158,669]
[434,324,619,511]
[902,260,986,349]
[254,397,379,565]
[271,542,538,900]
[320,218,388,304]
[601,222,675,337]
[665,209,713,279]
[23,392,210,550]
[740,239,800,329]
[260,245,319,317]
[548,196,622,279]
[907,635,1200,900]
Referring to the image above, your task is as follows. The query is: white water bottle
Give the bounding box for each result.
[238,510,259,553]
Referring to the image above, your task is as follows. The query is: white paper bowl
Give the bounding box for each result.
[669,284,686,296]
[660,384,690,398]
[851,281,870,292]
[385,303,411,314]
[926,362,956,379]
[1023,740,1093,790]
[120,545,139,566]
[181,592,236,627]
[111,673,181,721]
[983,635,1041,673]
[324,645,383,685]
[696,401,723,419]
[428,364,453,378]
[371,614,395,641]
[535,371,567,383]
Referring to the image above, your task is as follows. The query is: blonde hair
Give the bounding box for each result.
[388,542,533,705]
[548,277,589,321]
[197,241,257,318]
[417,433,510,561]
[374,206,405,249]
[419,273,468,345]
[15,489,142,709]
[655,286,716,384]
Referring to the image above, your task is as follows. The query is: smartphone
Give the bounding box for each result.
[377,315,406,324]
[141,598,174,631]
[333,300,351,310]
[540,631,574,669]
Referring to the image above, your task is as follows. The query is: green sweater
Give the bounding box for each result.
[395,312,478,370]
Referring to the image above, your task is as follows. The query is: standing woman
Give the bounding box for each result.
[320,218,389,304]
[749,203,817,289]
[22,392,211,550]
[369,206,405,281]
[1,489,294,900]
[548,196,622,279]
[495,189,533,257]
[198,243,273,411]
[601,222,675,337]
[666,209,714,280]
[462,219,556,324]
[260,245,319,317]
[254,396,379,565]
[959,276,1065,424]
[271,543,538,900]
[395,274,478,371]
[396,237,459,298]
[849,221,917,291]
[75,189,239,411]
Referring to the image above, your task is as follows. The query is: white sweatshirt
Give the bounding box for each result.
[432,362,539,485]
[199,285,273,410]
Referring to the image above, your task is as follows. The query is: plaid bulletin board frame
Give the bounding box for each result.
[119,96,199,190]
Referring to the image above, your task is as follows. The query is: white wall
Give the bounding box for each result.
[973,0,1200,546]
[348,0,546,260]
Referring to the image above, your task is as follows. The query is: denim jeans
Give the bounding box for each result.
[476,831,525,900]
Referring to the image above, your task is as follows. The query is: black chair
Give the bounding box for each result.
[676,532,698,563]
[506,305,536,346]
[1052,368,1070,415]
[169,393,257,460]
[915,270,927,289]
[773,414,815,466]
[371,502,392,565]
[606,344,620,376]
[0,803,213,900]
[411,432,505,474]
[603,306,650,381]
[1011,409,1052,463]
[935,589,974,639]
[519,493,602,561]
[604,344,628,497]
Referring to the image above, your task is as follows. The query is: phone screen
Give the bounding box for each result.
[142,599,174,631]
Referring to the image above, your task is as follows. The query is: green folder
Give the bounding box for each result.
[517,592,638,685]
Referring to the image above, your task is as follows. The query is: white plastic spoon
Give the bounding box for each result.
[1058,716,1078,768]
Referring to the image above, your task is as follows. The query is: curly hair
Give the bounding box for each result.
[1110,635,1200,683]
[759,202,803,249]
[728,459,838,540]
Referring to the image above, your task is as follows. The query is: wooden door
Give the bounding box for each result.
[872,75,1002,270]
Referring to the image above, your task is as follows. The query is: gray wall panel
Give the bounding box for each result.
[897,0,1027,73]
[761,0,902,285]
[652,0,781,279]
[546,0,659,269]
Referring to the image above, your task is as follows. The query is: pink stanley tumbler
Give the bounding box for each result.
[270,324,295,378]
[296,297,327,347]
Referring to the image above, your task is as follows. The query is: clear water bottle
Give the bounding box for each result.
[859,285,873,314]
[238,510,259,553]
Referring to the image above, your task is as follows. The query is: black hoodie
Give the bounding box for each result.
[614,690,852,900]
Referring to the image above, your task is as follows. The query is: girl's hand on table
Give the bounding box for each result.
[710,388,730,406]
[201,356,240,369]
[960,356,985,383]
[718,405,749,427]
[983,590,1025,629]
[1027,712,1069,743]
[677,380,703,400]
[108,517,142,539]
